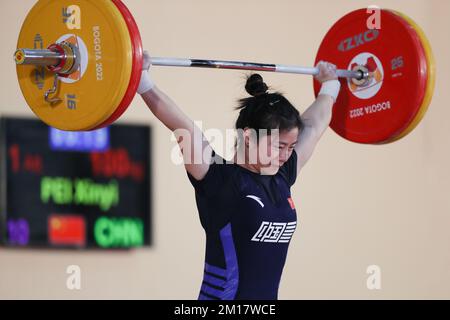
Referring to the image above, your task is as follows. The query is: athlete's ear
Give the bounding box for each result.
[243,127,251,148]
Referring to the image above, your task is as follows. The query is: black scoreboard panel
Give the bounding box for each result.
[0,117,152,249]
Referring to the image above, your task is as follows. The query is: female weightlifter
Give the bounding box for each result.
[138,51,340,300]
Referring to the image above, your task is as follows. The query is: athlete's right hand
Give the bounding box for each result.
[137,50,155,94]
[142,50,152,71]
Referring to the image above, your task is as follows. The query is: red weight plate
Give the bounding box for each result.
[92,0,143,130]
[314,9,428,144]
[385,10,435,143]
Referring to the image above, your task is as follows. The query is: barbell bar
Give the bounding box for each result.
[14,50,367,80]
[150,57,367,80]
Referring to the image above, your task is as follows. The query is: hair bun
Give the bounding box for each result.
[245,74,268,97]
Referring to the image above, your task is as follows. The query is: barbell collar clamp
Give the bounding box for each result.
[14,42,80,76]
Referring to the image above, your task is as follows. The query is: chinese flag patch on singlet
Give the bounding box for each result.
[287,197,295,210]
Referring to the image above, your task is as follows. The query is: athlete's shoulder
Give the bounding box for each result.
[187,150,240,197]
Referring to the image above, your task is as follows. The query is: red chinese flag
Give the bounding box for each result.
[48,215,86,247]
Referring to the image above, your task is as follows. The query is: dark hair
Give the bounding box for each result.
[235,74,303,142]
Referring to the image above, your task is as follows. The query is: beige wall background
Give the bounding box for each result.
[0,0,449,299]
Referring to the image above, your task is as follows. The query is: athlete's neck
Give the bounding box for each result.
[232,146,261,174]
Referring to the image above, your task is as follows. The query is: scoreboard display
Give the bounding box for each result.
[0,117,152,249]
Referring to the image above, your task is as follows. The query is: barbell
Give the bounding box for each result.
[14,0,435,144]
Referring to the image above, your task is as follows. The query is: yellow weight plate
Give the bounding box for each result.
[16,0,133,131]
[387,10,436,143]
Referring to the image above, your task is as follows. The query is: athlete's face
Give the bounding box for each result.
[256,128,299,174]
